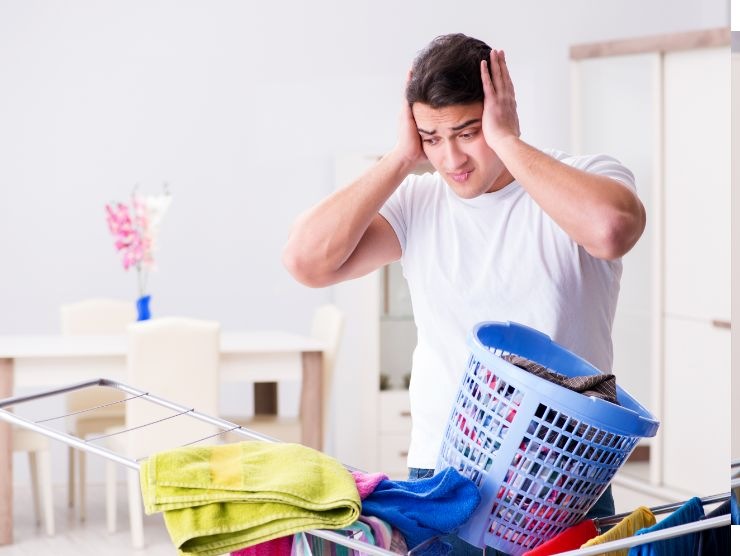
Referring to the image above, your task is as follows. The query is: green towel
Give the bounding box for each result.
[139,441,361,556]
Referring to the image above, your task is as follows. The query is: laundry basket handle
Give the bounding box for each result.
[476,321,553,354]
[474,321,607,379]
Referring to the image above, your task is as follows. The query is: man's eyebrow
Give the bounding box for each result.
[417,118,481,135]
[451,118,481,131]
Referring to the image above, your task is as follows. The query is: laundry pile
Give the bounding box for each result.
[140,441,480,556]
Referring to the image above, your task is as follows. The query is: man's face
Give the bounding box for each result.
[412,102,513,198]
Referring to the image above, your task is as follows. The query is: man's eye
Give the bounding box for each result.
[460,131,477,140]
[423,138,439,145]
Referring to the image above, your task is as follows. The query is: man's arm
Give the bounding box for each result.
[283,154,409,287]
[481,50,646,260]
[283,81,425,287]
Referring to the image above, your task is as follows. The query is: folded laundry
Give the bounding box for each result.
[627,497,704,556]
[580,506,656,556]
[140,441,360,556]
[352,471,389,500]
[502,354,619,404]
[361,466,480,550]
[697,499,730,555]
[291,520,375,556]
[522,518,598,555]
[230,534,292,556]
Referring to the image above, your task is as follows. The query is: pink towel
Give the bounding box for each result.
[352,471,389,500]
[231,534,292,555]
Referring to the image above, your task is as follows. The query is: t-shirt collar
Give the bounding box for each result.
[448,178,522,207]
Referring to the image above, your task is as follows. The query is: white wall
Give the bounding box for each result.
[0,0,728,336]
[0,0,728,485]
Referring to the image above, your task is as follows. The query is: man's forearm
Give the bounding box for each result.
[492,136,645,259]
[283,151,414,285]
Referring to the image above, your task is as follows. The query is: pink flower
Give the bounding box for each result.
[105,189,171,296]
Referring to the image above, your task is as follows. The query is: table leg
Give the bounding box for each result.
[0,358,13,545]
[253,383,278,415]
[300,351,323,451]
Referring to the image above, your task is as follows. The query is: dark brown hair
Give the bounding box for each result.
[406,33,493,108]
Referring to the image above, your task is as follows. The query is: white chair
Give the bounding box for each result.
[104,317,220,548]
[13,429,54,535]
[228,304,344,445]
[60,298,136,520]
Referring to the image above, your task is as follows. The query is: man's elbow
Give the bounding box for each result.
[587,209,646,261]
[282,244,335,288]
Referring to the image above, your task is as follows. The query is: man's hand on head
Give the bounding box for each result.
[480,50,521,149]
[391,70,428,170]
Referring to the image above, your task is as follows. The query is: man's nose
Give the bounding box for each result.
[444,142,467,170]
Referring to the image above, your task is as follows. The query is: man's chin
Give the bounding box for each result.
[445,179,485,200]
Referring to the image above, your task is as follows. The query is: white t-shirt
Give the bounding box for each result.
[379,149,637,469]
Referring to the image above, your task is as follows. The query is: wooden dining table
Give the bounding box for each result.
[0,330,324,545]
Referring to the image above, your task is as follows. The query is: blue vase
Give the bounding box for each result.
[136,295,152,321]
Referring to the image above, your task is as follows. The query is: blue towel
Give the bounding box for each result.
[731,491,740,525]
[627,497,704,556]
[360,467,481,550]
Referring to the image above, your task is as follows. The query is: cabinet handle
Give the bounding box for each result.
[400,411,411,417]
[711,319,731,329]
[399,451,408,457]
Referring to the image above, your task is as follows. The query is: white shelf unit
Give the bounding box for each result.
[732,49,740,463]
[331,155,419,474]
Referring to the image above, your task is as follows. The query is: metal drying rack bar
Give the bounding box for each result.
[0,378,402,556]
[0,378,732,556]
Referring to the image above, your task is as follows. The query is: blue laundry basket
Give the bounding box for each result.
[435,322,659,555]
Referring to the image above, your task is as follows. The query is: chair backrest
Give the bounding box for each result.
[125,317,221,457]
[310,304,344,425]
[60,298,136,335]
[60,298,136,414]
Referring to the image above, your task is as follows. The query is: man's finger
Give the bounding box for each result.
[500,51,515,97]
[402,70,414,115]
[480,59,495,98]
[490,50,505,98]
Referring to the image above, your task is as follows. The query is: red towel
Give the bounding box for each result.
[522,519,598,555]
[230,534,292,555]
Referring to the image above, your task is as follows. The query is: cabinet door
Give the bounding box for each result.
[662,317,729,495]
[571,52,660,410]
[732,52,740,461]
[332,155,383,470]
[663,47,730,321]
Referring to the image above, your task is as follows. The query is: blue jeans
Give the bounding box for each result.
[407,468,615,556]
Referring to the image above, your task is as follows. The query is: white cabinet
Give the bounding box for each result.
[571,51,660,414]
[732,51,740,462]
[331,155,419,473]
[663,48,730,323]
[378,390,412,479]
[571,31,730,496]
[663,318,730,494]
[661,46,730,495]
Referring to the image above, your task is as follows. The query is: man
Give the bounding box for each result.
[283,33,645,554]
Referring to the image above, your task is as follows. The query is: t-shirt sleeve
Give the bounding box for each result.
[543,149,637,193]
[379,175,416,254]
[583,154,637,191]
[569,153,637,192]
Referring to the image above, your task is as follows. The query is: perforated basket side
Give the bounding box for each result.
[479,398,641,554]
[437,351,647,553]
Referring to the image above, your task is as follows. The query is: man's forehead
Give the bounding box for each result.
[412,102,483,131]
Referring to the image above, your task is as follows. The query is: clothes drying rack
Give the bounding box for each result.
[0,378,731,556]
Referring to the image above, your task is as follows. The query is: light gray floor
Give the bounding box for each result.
[0,483,175,555]
[0,462,692,555]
